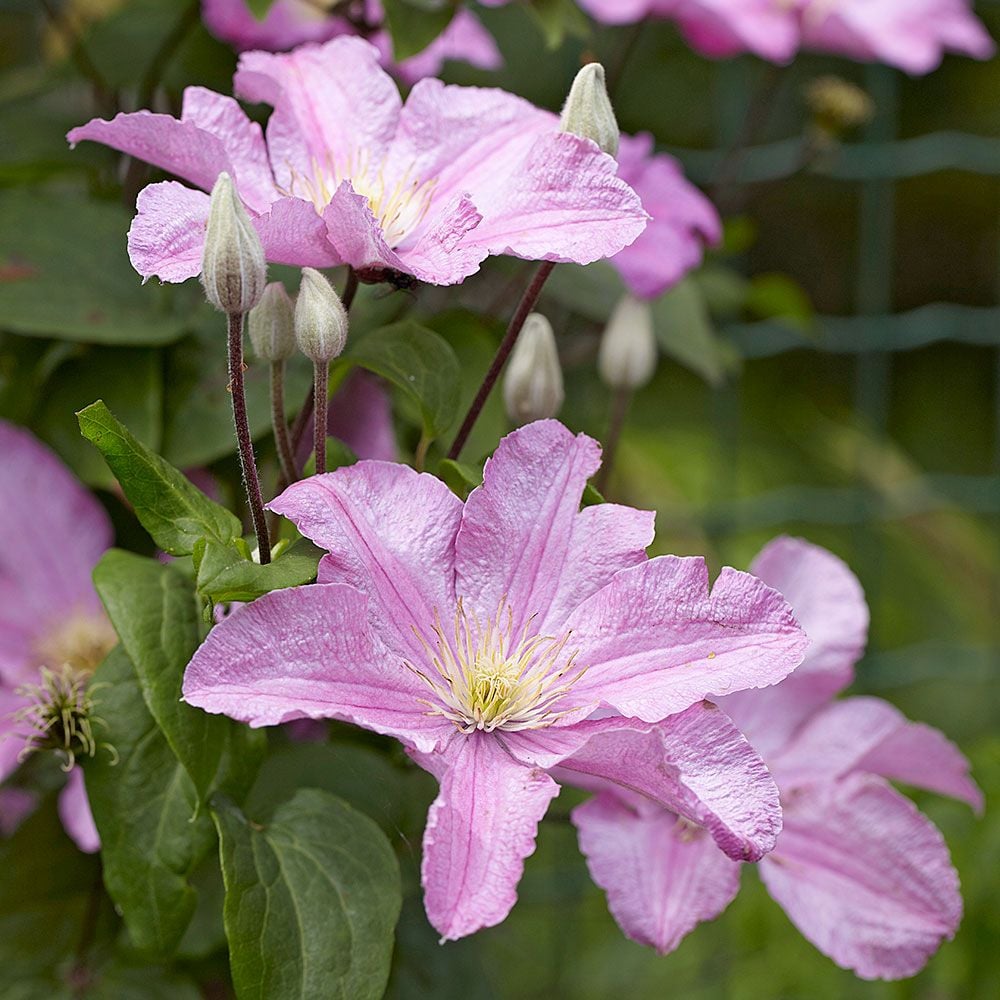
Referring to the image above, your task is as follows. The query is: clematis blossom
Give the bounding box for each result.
[183,419,808,939]
[613,132,721,299]
[574,0,993,73]
[68,37,647,288]
[0,421,116,853]
[201,0,503,84]
[573,536,982,979]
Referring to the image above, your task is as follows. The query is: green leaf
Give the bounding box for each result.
[745,272,815,329]
[381,0,456,61]
[651,277,734,386]
[78,400,242,555]
[0,191,187,345]
[437,457,482,500]
[542,261,626,324]
[348,321,460,443]
[213,789,402,1000]
[245,0,278,18]
[93,550,227,800]
[84,646,215,956]
[527,0,591,48]
[196,538,321,605]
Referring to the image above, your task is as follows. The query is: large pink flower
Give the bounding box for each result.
[201,0,502,84]
[614,132,721,300]
[68,37,646,287]
[575,0,993,72]
[0,421,115,853]
[573,537,982,979]
[183,420,808,939]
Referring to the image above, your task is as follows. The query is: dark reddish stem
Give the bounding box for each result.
[595,387,632,496]
[447,261,556,461]
[313,361,329,475]
[228,312,271,564]
[270,360,297,484]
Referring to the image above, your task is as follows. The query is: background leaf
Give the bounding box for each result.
[381,0,456,61]
[213,789,402,1000]
[195,538,321,605]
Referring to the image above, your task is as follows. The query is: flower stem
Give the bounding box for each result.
[228,312,271,564]
[313,360,329,475]
[595,386,632,496]
[447,260,556,461]
[270,359,297,484]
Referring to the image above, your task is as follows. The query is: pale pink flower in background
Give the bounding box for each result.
[613,132,721,299]
[183,419,808,939]
[69,37,646,288]
[574,536,982,979]
[201,0,502,84]
[0,421,115,853]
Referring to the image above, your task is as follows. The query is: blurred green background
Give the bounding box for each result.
[1,1,997,997]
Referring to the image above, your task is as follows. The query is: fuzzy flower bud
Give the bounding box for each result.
[249,282,296,362]
[559,62,619,158]
[598,294,658,391]
[503,313,564,425]
[201,172,266,315]
[294,268,348,363]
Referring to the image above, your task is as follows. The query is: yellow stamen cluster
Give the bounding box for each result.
[407,600,589,734]
[282,150,437,247]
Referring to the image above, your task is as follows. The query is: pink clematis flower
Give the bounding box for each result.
[0,421,116,853]
[183,420,808,939]
[68,37,646,288]
[201,0,502,84]
[613,132,721,300]
[573,536,982,979]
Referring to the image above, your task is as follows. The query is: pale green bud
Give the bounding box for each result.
[200,172,266,315]
[294,268,348,363]
[248,282,296,362]
[598,294,657,391]
[559,62,619,158]
[504,313,564,425]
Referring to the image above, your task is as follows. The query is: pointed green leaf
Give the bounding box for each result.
[196,538,321,605]
[651,277,734,386]
[213,789,402,1000]
[381,0,455,61]
[78,400,241,555]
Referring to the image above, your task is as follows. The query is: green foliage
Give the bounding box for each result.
[79,400,242,555]
[84,646,215,956]
[528,0,591,49]
[195,537,321,605]
[213,789,403,1000]
[382,0,456,61]
[652,277,734,385]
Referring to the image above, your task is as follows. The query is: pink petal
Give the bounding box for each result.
[396,193,487,286]
[548,703,781,861]
[234,38,402,197]
[58,767,100,854]
[573,792,741,954]
[420,731,559,940]
[328,371,397,462]
[0,687,29,782]
[673,0,799,61]
[761,775,962,980]
[202,0,348,52]
[574,0,654,25]
[182,584,447,752]
[565,557,808,722]
[463,131,648,266]
[772,696,983,810]
[0,421,111,684]
[269,463,462,665]
[254,195,342,268]
[322,182,403,275]
[127,181,210,283]
[456,420,653,634]
[0,785,37,836]
[721,536,868,756]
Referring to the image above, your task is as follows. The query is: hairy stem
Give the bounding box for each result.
[313,360,329,475]
[447,260,556,460]
[228,312,271,564]
[270,360,297,484]
[595,387,632,496]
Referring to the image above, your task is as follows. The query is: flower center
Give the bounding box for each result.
[406,600,589,734]
[283,152,437,248]
[32,610,117,678]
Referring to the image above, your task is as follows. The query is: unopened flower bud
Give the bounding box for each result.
[249,282,296,362]
[504,313,565,425]
[294,268,348,363]
[559,62,619,158]
[201,172,266,315]
[598,294,657,391]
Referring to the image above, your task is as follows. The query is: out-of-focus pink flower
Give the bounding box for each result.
[201,0,502,84]
[575,0,993,73]
[613,132,720,300]
[183,420,807,939]
[0,420,115,853]
[573,537,982,979]
[69,37,646,288]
